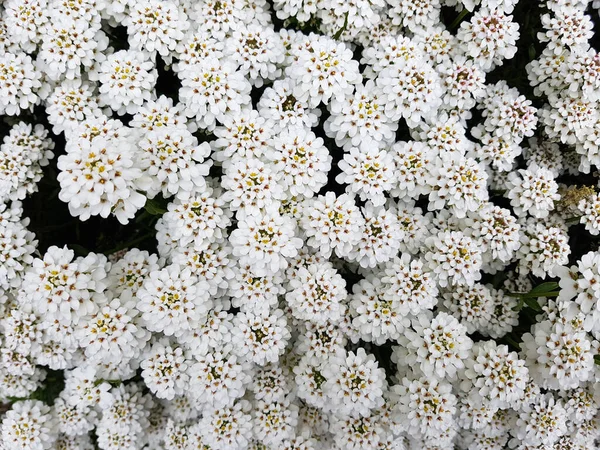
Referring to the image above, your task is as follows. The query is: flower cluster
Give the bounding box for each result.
[0,0,599,449]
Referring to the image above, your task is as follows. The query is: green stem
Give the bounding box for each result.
[450,8,471,30]
[103,232,154,256]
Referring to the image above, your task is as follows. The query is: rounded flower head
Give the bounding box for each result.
[0,122,54,203]
[39,17,108,82]
[57,131,146,224]
[336,141,396,207]
[212,109,274,163]
[286,35,361,108]
[179,57,252,131]
[398,311,473,381]
[258,79,321,133]
[45,80,104,135]
[286,261,347,325]
[124,0,189,58]
[94,50,157,115]
[457,8,520,71]
[377,57,443,127]
[137,127,212,198]
[156,186,231,256]
[229,208,303,276]
[323,348,386,419]
[395,376,457,438]
[140,339,189,400]
[424,231,483,287]
[0,52,42,116]
[325,80,398,150]
[300,192,365,258]
[265,126,331,198]
[462,340,529,408]
[221,157,285,216]
[231,308,291,366]
[22,246,108,325]
[0,400,57,450]
[136,264,213,337]
[225,24,284,87]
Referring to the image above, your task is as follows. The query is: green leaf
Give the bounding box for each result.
[523,297,543,312]
[333,12,349,40]
[595,355,600,365]
[527,282,559,296]
[144,198,166,216]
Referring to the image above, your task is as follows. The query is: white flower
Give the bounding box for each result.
[350,276,410,344]
[76,292,150,365]
[377,57,443,127]
[45,80,104,135]
[199,400,253,450]
[93,50,157,115]
[0,122,54,203]
[389,141,435,200]
[124,0,189,58]
[294,354,330,410]
[0,52,42,116]
[212,109,274,163]
[300,192,365,258]
[62,366,112,410]
[253,397,299,446]
[388,0,441,33]
[38,17,108,81]
[179,57,251,131]
[186,350,251,409]
[136,264,213,337]
[462,341,529,408]
[57,130,146,224]
[539,7,594,54]
[265,126,331,198]
[3,0,47,51]
[542,93,598,145]
[467,203,521,268]
[0,400,57,450]
[349,203,403,268]
[156,186,231,256]
[517,221,570,278]
[325,80,398,150]
[428,155,489,218]
[442,283,495,334]
[438,57,486,111]
[230,208,303,276]
[514,393,568,446]
[22,247,108,325]
[522,320,596,391]
[228,263,284,314]
[137,127,212,199]
[129,95,187,133]
[286,35,361,108]
[107,248,162,296]
[457,8,520,71]
[380,254,438,317]
[336,141,396,207]
[506,164,560,218]
[323,348,386,418]
[257,79,321,133]
[395,376,457,438]
[398,311,472,381]
[286,261,347,325]
[173,30,224,73]
[225,24,284,87]
[231,308,291,366]
[140,339,189,400]
[221,157,285,217]
[424,231,483,287]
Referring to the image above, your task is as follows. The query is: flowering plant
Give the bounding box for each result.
[0,0,600,449]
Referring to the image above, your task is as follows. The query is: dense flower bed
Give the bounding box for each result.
[0,0,600,449]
